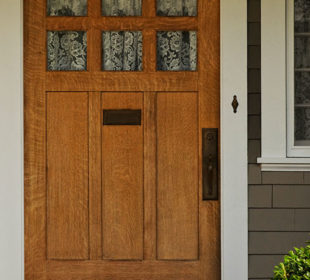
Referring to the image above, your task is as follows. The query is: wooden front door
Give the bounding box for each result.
[24,0,220,279]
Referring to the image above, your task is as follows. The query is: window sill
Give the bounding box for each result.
[257,157,310,171]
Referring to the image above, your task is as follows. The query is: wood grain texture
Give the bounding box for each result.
[89,92,102,260]
[24,0,47,278]
[102,92,144,260]
[25,0,221,277]
[143,92,157,260]
[198,0,221,279]
[88,0,101,72]
[46,17,197,31]
[157,92,199,260]
[47,92,89,260]
[46,260,199,280]
[46,72,198,92]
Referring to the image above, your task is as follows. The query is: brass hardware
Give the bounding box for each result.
[232,95,239,113]
[103,109,141,125]
[202,128,218,200]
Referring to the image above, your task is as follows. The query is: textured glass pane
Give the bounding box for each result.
[295,36,310,68]
[295,0,310,32]
[157,0,197,16]
[47,31,87,71]
[157,31,197,71]
[295,72,310,104]
[47,0,87,16]
[102,31,142,71]
[295,107,310,141]
[102,0,142,16]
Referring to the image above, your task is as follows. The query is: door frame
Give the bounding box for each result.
[0,0,248,279]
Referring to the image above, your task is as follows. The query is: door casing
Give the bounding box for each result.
[0,0,248,279]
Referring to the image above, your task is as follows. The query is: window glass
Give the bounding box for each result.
[295,0,310,144]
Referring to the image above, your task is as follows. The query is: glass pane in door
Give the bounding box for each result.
[157,31,197,71]
[47,31,87,71]
[102,0,142,16]
[102,31,143,71]
[157,0,197,16]
[47,0,87,16]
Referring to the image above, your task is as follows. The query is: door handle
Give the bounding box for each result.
[202,128,218,200]
[207,154,214,196]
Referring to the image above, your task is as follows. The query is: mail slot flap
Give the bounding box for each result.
[103,109,142,125]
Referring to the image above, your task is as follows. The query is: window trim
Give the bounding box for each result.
[287,0,310,157]
[259,0,310,171]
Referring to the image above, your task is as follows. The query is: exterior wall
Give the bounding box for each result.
[248,0,310,279]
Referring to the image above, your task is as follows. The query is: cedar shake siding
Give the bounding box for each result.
[248,0,310,279]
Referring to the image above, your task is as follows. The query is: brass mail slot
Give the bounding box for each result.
[103,109,141,125]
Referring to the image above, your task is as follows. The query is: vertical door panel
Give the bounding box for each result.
[47,92,89,260]
[102,92,144,260]
[157,92,199,260]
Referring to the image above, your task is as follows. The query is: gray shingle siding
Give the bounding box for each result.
[247,0,310,278]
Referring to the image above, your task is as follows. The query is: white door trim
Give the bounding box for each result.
[0,0,248,279]
[0,0,24,280]
[220,0,248,279]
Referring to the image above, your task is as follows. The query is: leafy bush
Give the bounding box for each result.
[273,244,310,280]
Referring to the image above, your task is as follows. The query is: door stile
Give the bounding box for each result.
[198,0,221,279]
[24,0,47,278]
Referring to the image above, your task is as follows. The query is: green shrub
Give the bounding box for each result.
[273,244,310,280]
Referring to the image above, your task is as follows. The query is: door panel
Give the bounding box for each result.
[157,92,199,260]
[25,0,220,279]
[47,92,89,260]
[102,92,144,260]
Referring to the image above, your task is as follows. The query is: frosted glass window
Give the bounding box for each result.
[47,0,87,16]
[294,0,310,144]
[157,0,197,16]
[102,0,142,16]
[102,31,143,71]
[47,31,87,71]
[157,31,197,71]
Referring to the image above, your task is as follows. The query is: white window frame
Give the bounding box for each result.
[287,0,310,157]
[259,0,310,171]
[0,0,248,279]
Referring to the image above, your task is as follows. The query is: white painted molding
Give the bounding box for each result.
[258,157,310,164]
[258,157,310,171]
[260,163,310,171]
[286,0,310,157]
[221,0,248,279]
[0,0,23,280]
